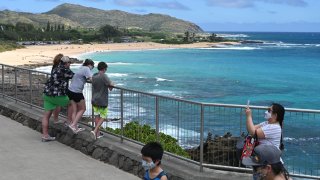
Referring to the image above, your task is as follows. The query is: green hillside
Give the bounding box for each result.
[0,3,203,33]
[0,10,81,28]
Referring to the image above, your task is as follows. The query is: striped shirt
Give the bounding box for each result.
[258,121,281,148]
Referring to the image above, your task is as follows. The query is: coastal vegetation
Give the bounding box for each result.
[105,121,190,158]
[0,3,234,52]
[0,21,230,45]
[0,41,24,52]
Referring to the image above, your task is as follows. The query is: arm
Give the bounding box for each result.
[64,68,74,79]
[85,67,93,82]
[160,176,168,180]
[86,77,92,83]
[108,81,114,91]
[103,75,114,91]
[245,107,256,136]
[245,107,265,138]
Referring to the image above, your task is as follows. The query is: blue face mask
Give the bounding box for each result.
[264,111,272,120]
[253,171,266,180]
[141,160,156,171]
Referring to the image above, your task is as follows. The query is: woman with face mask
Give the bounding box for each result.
[242,145,291,180]
[245,103,286,180]
[245,103,285,150]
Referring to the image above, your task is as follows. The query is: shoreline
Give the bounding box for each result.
[0,42,238,67]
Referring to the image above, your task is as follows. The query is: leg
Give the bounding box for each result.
[67,103,74,124]
[93,116,104,137]
[52,106,61,122]
[69,100,77,125]
[70,100,86,129]
[94,116,100,127]
[42,110,53,137]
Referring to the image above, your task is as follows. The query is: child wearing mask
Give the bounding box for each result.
[141,142,168,180]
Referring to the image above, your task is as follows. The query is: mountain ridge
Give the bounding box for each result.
[0,3,203,33]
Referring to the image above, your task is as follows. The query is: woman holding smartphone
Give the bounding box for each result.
[245,103,285,150]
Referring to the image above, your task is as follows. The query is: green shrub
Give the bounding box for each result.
[105,121,190,158]
[0,41,24,52]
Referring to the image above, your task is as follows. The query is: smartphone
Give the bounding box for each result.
[246,100,250,107]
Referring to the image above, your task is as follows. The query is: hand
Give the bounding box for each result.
[245,107,252,117]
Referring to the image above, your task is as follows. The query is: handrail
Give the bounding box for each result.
[1,62,319,179]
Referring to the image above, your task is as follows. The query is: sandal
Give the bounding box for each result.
[54,120,65,124]
[97,133,104,139]
[76,128,85,133]
[68,125,78,134]
[42,135,56,142]
[90,131,97,140]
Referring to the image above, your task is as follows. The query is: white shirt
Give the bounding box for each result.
[69,66,92,93]
[258,121,282,148]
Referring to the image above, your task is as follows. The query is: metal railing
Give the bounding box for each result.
[0,63,319,179]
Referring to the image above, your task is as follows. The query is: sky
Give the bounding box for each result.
[0,0,320,32]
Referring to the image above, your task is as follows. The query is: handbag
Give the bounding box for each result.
[236,130,259,160]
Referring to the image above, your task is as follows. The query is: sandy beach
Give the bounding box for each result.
[0,42,237,66]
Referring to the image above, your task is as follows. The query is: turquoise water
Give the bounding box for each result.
[80,33,320,175]
[82,32,320,109]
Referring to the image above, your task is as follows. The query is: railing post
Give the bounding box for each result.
[29,71,32,108]
[137,93,140,120]
[120,89,124,143]
[240,108,243,136]
[14,67,17,103]
[2,64,4,97]
[156,97,159,142]
[177,102,180,143]
[91,84,94,130]
[200,104,204,172]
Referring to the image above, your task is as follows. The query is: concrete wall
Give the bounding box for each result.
[0,96,251,180]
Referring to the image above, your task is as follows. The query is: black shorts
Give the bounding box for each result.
[67,89,84,103]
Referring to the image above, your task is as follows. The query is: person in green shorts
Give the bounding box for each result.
[41,56,74,142]
[91,62,114,140]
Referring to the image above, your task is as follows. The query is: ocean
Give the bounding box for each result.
[36,32,320,176]
[81,32,320,109]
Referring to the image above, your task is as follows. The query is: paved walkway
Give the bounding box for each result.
[0,115,140,180]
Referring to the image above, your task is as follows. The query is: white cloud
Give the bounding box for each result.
[35,0,62,2]
[259,0,307,7]
[206,0,308,8]
[114,0,190,10]
[85,0,106,2]
[134,9,148,13]
[206,0,253,8]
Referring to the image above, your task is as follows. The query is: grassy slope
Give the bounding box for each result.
[0,41,24,53]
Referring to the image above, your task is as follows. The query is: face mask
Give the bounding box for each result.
[253,171,266,180]
[264,111,272,120]
[141,160,156,171]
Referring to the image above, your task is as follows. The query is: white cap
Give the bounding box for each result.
[61,56,71,63]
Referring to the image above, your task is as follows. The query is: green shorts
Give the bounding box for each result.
[93,106,108,119]
[43,94,69,111]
